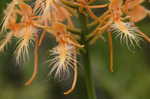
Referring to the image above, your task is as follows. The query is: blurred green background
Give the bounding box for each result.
[0,0,150,99]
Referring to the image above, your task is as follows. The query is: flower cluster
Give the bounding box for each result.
[0,0,149,94]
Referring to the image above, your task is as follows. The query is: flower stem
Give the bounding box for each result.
[79,12,97,99]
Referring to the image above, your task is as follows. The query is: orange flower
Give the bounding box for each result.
[0,0,149,95]
[124,0,150,22]
[34,0,72,25]
[1,0,25,32]
[45,23,82,95]
[108,0,142,46]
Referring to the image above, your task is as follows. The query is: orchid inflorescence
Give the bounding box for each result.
[0,0,150,95]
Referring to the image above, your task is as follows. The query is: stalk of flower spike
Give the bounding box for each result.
[79,11,97,99]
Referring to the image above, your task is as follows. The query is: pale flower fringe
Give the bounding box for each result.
[111,22,142,47]
[48,44,78,94]
[15,31,34,64]
[1,0,22,32]
[49,44,77,78]
[0,32,13,52]
[34,0,46,14]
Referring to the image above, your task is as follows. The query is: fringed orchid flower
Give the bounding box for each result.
[0,0,150,96]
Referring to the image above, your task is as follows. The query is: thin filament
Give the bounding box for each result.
[108,32,113,72]
[38,31,46,46]
[25,35,39,85]
[64,52,77,95]
[138,30,150,43]
[88,4,108,9]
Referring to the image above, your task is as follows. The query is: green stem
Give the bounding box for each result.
[79,12,97,99]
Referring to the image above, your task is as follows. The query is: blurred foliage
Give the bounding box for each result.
[0,0,150,99]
